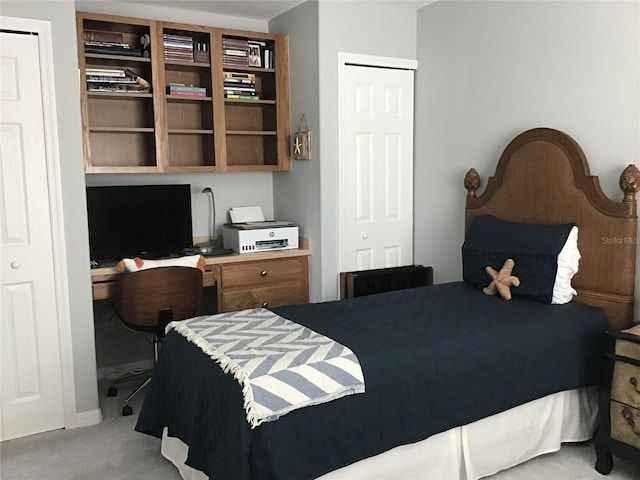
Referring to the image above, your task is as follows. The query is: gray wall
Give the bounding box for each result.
[85,173,274,242]
[273,0,421,302]
[270,1,322,301]
[272,1,420,302]
[317,1,420,300]
[414,0,640,317]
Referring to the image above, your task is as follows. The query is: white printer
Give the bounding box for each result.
[222,206,299,254]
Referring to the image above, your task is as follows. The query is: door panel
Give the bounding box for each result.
[340,64,414,273]
[1,31,65,440]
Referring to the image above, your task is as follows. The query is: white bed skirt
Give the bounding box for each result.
[160,386,597,480]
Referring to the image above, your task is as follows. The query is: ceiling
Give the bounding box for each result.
[134,1,307,20]
[128,1,434,21]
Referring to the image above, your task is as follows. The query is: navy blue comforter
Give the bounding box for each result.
[135,282,607,479]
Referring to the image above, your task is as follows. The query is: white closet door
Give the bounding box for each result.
[339,61,415,272]
[1,30,65,440]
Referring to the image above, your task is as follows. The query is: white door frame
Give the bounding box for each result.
[337,53,417,286]
[0,16,77,430]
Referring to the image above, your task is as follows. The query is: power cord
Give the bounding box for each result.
[103,331,154,382]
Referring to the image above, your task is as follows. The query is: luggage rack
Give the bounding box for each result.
[339,265,433,300]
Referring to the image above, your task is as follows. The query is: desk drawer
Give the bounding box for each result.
[221,282,306,311]
[202,268,217,288]
[221,258,304,289]
[92,281,116,301]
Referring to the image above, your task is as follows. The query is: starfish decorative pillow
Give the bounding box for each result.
[483,259,520,300]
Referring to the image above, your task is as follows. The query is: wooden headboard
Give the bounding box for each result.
[464,128,639,330]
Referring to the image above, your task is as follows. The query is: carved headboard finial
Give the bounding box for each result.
[464,168,481,199]
[619,164,640,204]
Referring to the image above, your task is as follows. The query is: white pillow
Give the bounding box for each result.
[117,254,205,273]
[551,226,580,304]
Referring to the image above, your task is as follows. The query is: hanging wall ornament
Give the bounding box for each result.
[293,114,311,160]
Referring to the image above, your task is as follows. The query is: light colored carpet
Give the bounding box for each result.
[1,380,638,480]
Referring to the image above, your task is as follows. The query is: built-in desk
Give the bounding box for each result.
[91,239,310,312]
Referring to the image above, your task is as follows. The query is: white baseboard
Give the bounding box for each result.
[76,408,102,427]
[96,359,154,381]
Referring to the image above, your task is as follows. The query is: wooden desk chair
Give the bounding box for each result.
[111,266,203,416]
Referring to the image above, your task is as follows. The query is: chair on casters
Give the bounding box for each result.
[110,266,203,416]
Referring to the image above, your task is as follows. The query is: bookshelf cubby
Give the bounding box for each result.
[76,12,290,173]
[159,23,216,171]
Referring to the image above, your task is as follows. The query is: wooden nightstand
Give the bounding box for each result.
[595,325,640,474]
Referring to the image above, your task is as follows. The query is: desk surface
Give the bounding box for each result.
[91,244,310,276]
[90,239,311,302]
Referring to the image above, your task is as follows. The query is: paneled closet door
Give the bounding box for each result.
[0,30,65,440]
[339,57,416,273]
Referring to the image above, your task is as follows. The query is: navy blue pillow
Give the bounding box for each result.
[462,215,575,303]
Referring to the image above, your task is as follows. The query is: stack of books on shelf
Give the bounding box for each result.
[85,67,150,93]
[84,30,141,57]
[222,37,249,67]
[167,83,207,97]
[163,33,194,62]
[193,41,210,63]
[223,72,259,100]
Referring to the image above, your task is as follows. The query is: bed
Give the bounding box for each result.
[135,128,639,479]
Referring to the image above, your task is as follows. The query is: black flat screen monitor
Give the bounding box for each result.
[86,184,193,262]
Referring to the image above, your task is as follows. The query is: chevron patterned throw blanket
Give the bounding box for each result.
[168,308,365,428]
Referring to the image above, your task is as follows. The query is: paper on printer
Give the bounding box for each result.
[223,206,299,253]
